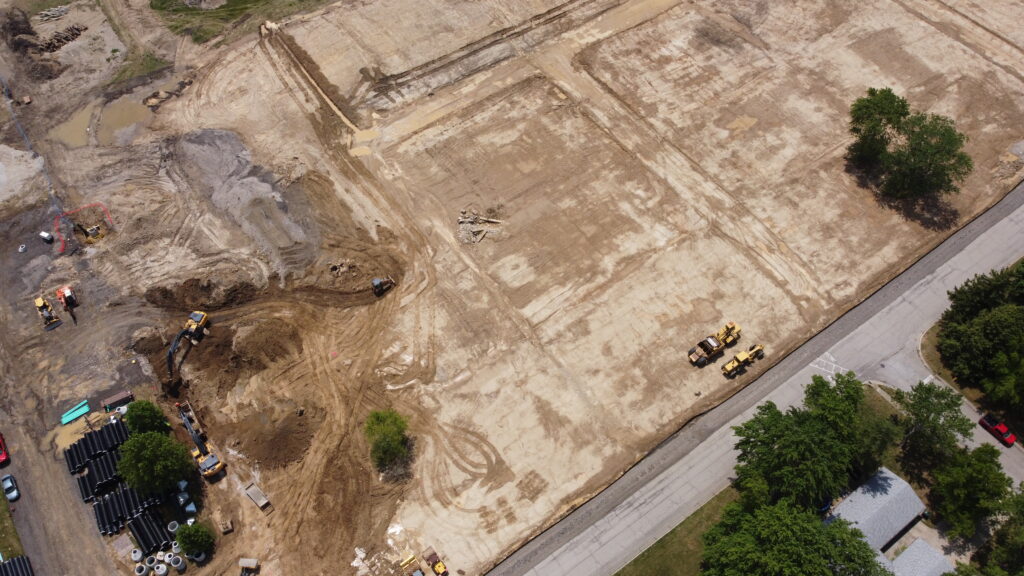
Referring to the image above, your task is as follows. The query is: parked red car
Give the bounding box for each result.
[0,433,9,465]
[980,414,1017,447]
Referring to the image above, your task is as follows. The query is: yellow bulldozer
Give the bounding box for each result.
[34,296,62,330]
[722,344,765,377]
[688,322,740,367]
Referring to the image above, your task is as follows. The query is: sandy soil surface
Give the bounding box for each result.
[1,0,1023,574]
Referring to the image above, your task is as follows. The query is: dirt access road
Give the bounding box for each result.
[2,0,1024,574]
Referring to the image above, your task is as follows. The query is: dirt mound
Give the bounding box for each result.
[235,402,323,469]
[144,278,260,311]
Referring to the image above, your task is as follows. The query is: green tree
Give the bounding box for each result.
[117,431,193,494]
[702,500,891,576]
[973,487,1024,576]
[932,445,1012,539]
[881,113,973,199]
[175,522,215,556]
[734,402,852,509]
[806,372,898,482]
[892,381,973,472]
[942,264,1024,326]
[363,410,409,471]
[847,87,909,167]
[124,400,169,435]
[939,304,1024,411]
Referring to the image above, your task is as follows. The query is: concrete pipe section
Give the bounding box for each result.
[134,564,150,575]
[131,549,143,563]
[154,563,169,575]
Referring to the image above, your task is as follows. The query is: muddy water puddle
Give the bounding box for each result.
[96,97,153,146]
[48,102,98,148]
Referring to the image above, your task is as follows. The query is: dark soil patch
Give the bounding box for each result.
[235,403,323,469]
[236,322,303,365]
[144,278,260,311]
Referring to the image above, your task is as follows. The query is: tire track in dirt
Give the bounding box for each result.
[528,46,825,306]
[890,0,1024,85]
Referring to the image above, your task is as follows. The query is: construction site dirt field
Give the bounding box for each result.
[2,0,1024,574]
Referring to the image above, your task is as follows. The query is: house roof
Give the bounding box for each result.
[891,539,953,576]
[828,467,925,550]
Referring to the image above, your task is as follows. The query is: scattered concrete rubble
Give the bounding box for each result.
[37,5,70,22]
[457,210,502,244]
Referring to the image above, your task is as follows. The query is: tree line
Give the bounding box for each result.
[701,373,1021,575]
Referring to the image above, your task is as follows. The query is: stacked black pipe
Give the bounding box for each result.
[127,510,171,555]
[63,419,129,474]
[92,482,161,535]
[89,450,122,495]
[0,556,34,576]
[76,471,98,502]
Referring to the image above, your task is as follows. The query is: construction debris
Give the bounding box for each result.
[142,79,193,111]
[457,210,503,244]
[37,5,70,21]
[38,24,86,53]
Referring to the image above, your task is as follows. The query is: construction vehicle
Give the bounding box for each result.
[423,548,449,576]
[688,322,740,367]
[372,276,395,297]
[176,401,225,478]
[34,296,62,330]
[400,555,425,576]
[74,222,105,243]
[55,285,78,311]
[166,311,210,380]
[722,344,765,377]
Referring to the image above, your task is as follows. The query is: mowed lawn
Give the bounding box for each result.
[616,487,738,576]
[0,496,24,560]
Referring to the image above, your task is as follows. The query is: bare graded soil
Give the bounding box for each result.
[1,0,1024,574]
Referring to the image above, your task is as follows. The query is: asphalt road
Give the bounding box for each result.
[488,179,1024,576]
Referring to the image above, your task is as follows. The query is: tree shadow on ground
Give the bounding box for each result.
[844,160,960,231]
[380,436,417,483]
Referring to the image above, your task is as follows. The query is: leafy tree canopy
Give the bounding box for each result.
[702,500,891,576]
[175,522,215,556]
[932,445,1012,539]
[124,400,169,435]
[969,486,1024,576]
[940,304,1024,411]
[847,87,909,167]
[733,373,896,509]
[881,113,973,199]
[364,409,409,471]
[943,264,1024,326]
[117,431,193,494]
[846,87,972,198]
[892,381,973,470]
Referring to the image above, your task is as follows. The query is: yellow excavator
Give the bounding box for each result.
[722,344,765,377]
[688,322,741,367]
[166,311,210,380]
[176,401,225,478]
[34,296,62,330]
